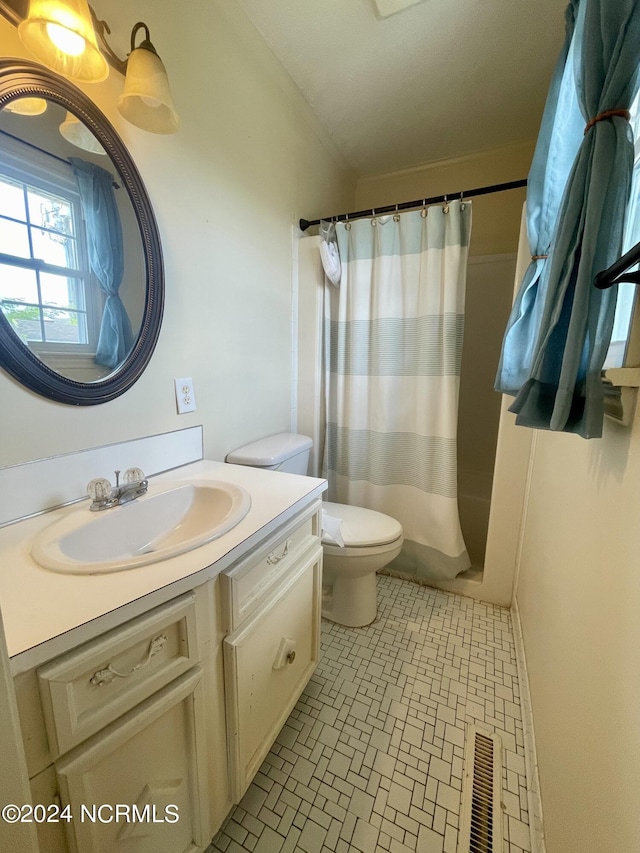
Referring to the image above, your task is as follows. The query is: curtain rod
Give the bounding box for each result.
[299,178,527,232]
[1,127,71,169]
[595,239,640,289]
[0,128,120,189]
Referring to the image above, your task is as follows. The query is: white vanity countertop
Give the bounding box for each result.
[0,460,326,672]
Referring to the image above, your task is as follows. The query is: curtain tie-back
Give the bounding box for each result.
[583,108,631,135]
[531,254,549,261]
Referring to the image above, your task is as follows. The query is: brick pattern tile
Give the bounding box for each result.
[208,575,530,853]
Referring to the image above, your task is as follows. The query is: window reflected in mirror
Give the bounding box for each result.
[0,96,145,382]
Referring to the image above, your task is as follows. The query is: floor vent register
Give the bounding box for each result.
[457,726,504,853]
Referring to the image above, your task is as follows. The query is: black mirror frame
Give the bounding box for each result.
[0,58,164,405]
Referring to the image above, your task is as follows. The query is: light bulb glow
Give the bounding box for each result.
[18,0,108,81]
[46,21,86,56]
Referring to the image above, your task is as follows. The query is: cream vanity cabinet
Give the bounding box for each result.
[220,498,323,801]
[15,591,213,853]
[13,497,323,853]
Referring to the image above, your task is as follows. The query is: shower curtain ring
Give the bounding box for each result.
[372,208,377,226]
[393,203,400,222]
[443,194,449,214]
[345,212,351,231]
[421,199,427,218]
[460,190,465,211]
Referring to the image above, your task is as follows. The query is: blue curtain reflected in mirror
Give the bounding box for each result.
[70,157,133,369]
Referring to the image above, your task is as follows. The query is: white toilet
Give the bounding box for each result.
[226,433,403,627]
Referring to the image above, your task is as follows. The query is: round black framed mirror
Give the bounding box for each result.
[0,58,163,405]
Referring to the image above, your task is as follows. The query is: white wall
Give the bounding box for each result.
[356,142,534,257]
[0,0,356,468]
[514,411,640,852]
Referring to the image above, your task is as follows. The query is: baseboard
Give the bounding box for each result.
[511,596,546,853]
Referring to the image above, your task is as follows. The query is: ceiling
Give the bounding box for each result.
[235,0,569,176]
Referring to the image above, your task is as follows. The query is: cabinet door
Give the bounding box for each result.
[55,669,209,853]
[224,546,322,801]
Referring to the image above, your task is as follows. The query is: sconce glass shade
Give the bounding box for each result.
[18,0,109,83]
[59,110,106,154]
[3,96,48,115]
[117,46,179,134]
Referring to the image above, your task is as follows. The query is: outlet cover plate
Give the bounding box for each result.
[175,377,196,414]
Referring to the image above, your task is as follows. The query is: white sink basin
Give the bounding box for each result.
[31,480,251,574]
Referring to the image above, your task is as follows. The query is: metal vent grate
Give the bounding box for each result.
[457,727,503,853]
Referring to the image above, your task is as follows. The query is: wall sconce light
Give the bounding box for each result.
[3,94,47,114]
[0,0,179,133]
[114,23,179,134]
[59,109,106,153]
[19,0,108,82]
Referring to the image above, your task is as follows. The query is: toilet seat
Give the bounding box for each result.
[322,501,403,548]
[322,538,403,560]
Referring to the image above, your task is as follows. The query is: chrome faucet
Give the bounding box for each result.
[87,467,148,511]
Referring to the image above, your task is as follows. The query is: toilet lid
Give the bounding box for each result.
[322,501,402,547]
[226,433,312,467]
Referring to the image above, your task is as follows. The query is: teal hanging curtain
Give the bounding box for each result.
[507,0,640,438]
[70,158,133,369]
[495,0,583,395]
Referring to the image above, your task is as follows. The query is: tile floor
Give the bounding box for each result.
[209,575,531,853]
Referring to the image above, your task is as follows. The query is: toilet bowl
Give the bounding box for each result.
[321,500,403,627]
[226,433,404,628]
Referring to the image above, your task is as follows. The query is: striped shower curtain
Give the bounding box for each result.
[322,202,472,581]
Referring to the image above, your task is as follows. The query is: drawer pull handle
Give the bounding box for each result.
[89,634,168,686]
[273,637,297,670]
[266,538,293,564]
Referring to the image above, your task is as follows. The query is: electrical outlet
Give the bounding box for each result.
[174,377,196,414]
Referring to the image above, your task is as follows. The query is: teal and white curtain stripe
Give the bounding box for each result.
[322,202,472,581]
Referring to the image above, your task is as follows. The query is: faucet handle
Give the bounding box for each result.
[123,467,145,484]
[87,477,112,501]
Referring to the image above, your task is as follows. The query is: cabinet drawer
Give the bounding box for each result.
[221,500,321,632]
[38,594,199,757]
[224,545,322,801]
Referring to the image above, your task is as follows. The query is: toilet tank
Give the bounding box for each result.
[226,433,312,475]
